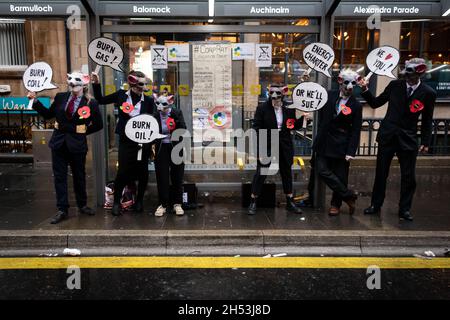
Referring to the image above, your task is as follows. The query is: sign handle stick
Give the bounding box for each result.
[304,68,312,76]
[94,65,101,75]
[365,71,374,81]
[137,144,143,161]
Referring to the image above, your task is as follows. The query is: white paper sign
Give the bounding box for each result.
[256,43,272,67]
[151,45,168,69]
[232,43,255,60]
[125,114,166,144]
[23,62,57,92]
[168,44,190,62]
[288,82,328,112]
[88,37,124,72]
[366,45,400,79]
[303,42,335,78]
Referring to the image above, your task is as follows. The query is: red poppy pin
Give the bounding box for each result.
[286,118,295,129]
[410,99,424,113]
[77,106,91,119]
[341,105,352,116]
[120,102,134,114]
[166,117,176,131]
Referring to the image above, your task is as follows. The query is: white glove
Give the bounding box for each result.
[345,155,355,162]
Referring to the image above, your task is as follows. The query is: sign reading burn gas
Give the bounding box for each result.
[88,37,124,73]
[288,82,328,112]
[302,43,335,78]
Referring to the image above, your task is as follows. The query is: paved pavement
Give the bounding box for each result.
[0,163,449,231]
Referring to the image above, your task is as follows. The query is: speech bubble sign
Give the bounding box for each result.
[287,82,328,112]
[303,43,335,78]
[88,37,124,72]
[23,62,58,92]
[366,45,400,79]
[125,114,166,144]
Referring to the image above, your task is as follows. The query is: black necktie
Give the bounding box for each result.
[407,86,413,97]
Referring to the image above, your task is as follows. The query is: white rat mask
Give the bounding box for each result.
[67,72,89,94]
[156,95,174,112]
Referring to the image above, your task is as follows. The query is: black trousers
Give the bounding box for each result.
[316,155,351,207]
[154,143,185,207]
[251,147,293,196]
[371,138,417,212]
[51,142,87,211]
[114,137,150,204]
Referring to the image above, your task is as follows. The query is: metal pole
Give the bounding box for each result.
[84,2,106,207]
[313,8,335,210]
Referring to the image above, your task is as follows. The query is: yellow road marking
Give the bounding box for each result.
[0,257,449,270]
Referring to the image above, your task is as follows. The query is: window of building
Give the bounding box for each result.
[0,19,27,67]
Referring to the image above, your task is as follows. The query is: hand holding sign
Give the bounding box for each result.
[88,37,124,74]
[287,82,328,112]
[23,62,57,92]
[365,46,400,80]
[303,43,335,78]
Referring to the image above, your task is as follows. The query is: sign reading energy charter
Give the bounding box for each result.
[288,82,328,112]
[302,43,335,77]
[192,43,232,142]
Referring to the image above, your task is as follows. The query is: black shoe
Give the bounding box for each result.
[51,210,68,224]
[248,199,257,215]
[79,206,95,216]
[399,211,414,221]
[111,203,121,216]
[286,196,303,214]
[343,192,358,215]
[133,200,144,213]
[364,205,381,215]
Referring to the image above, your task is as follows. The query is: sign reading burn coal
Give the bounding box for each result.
[303,43,335,78]
[88,37,124,73]
[365,45,400,80]
[125,114,165,144]
[23,62,57,92]
[288,82,328,112]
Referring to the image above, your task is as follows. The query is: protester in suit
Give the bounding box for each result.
[91,70,155,216]
[248,83,304,215]
[312,69,362,215]
[152,95,187,217]
[28,71,103,224]
[358,58,436,221]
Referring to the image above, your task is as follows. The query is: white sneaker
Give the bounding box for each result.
[173,204,184,216]
[154,205,166,217]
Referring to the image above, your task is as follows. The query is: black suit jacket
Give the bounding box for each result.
[153,108,187,155]
[32,92,103,154]
[92,83,155,137]
[313,91,363,158]
[361,79,436,150]
[252,100,304,163]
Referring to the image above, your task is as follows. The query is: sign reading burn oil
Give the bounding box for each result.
[302,43,335,78]
[288,82,328,112]
[88,37,124,73]
[125,114,165,160]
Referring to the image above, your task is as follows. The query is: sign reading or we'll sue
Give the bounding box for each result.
[0,97,50,114]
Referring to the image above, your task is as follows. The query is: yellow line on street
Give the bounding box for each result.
[0,257,449,270]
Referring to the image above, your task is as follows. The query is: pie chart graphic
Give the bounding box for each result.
[209,106,231,129]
